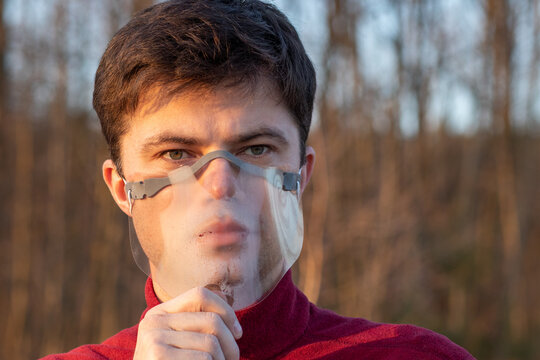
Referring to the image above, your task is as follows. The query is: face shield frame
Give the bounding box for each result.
[125,150,301,213]
[123,150,304,310]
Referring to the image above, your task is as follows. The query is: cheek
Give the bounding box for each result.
[131,190,174,265]
[256,199,283,291]
[249,182,282,273]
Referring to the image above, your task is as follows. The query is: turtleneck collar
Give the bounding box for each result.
[143,271,310,359]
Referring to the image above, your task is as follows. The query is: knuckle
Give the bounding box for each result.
[134,329,170,360]
[138,321,151,333]
[198,354,212,360]
[192,286,208,300]
[145,329,162,344]
[205,312,221,332]
[145,305,166,318]
[203,334,220,354]
[191,287,210,311]
[135,341,167,360]
[140,313,163,331]
[150,347,168,360]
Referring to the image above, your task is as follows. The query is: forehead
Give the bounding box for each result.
[120,81,300,159]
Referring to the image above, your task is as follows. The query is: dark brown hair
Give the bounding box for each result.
[93,0,316,173]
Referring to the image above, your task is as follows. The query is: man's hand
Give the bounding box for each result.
[134,286,243,360]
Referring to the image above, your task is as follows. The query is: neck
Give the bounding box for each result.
[151,276,171,302]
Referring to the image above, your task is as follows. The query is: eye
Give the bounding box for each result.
[244,145,268,156]
[164,150,186,160]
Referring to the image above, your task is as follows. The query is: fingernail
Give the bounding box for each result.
[234,320,243,338]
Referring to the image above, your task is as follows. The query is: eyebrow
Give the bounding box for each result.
[140,126,290,152]
[142,134,200,149]
[232,127,289,146]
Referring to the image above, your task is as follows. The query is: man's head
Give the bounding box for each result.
[95,0,316,309]
[93,0,316,175]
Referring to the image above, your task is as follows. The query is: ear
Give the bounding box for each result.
[102,159,132,216]
[299,146,315,195]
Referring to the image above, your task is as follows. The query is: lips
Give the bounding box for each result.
[197,218,248,250]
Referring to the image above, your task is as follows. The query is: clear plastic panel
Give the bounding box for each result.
[128,151,303,310]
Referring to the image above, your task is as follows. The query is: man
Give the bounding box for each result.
[42,0,475,359]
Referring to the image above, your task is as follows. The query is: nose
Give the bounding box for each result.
[199,158,237,199]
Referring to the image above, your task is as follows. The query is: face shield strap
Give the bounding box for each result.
[121,178,134,215]
[283,171,301,193]
[124,150,301,202]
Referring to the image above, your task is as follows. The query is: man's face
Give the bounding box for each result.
[103,81,314,308]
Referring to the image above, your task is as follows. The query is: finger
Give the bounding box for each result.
[134,329,217,360]
[175,349,212,360]
[136,346,213,360]
[165,312,240,360]
[161,330,225,360]
[155,286,242,339]
[167,348,216,360]
[174,349,215,360]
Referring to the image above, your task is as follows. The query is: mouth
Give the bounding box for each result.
[197,218,248,252]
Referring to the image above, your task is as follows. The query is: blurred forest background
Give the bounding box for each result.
[1,0,539,359]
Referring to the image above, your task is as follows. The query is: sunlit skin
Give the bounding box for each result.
[102,80,315,359]
[103,81,315,304]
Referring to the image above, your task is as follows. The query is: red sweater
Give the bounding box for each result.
[41,272,475,359]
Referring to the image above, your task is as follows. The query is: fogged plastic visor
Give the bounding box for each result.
[124,150,304,310]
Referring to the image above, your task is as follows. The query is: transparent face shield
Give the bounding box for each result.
[125,150,303,310]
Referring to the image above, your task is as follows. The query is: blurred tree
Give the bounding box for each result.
[0,0,539,359]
